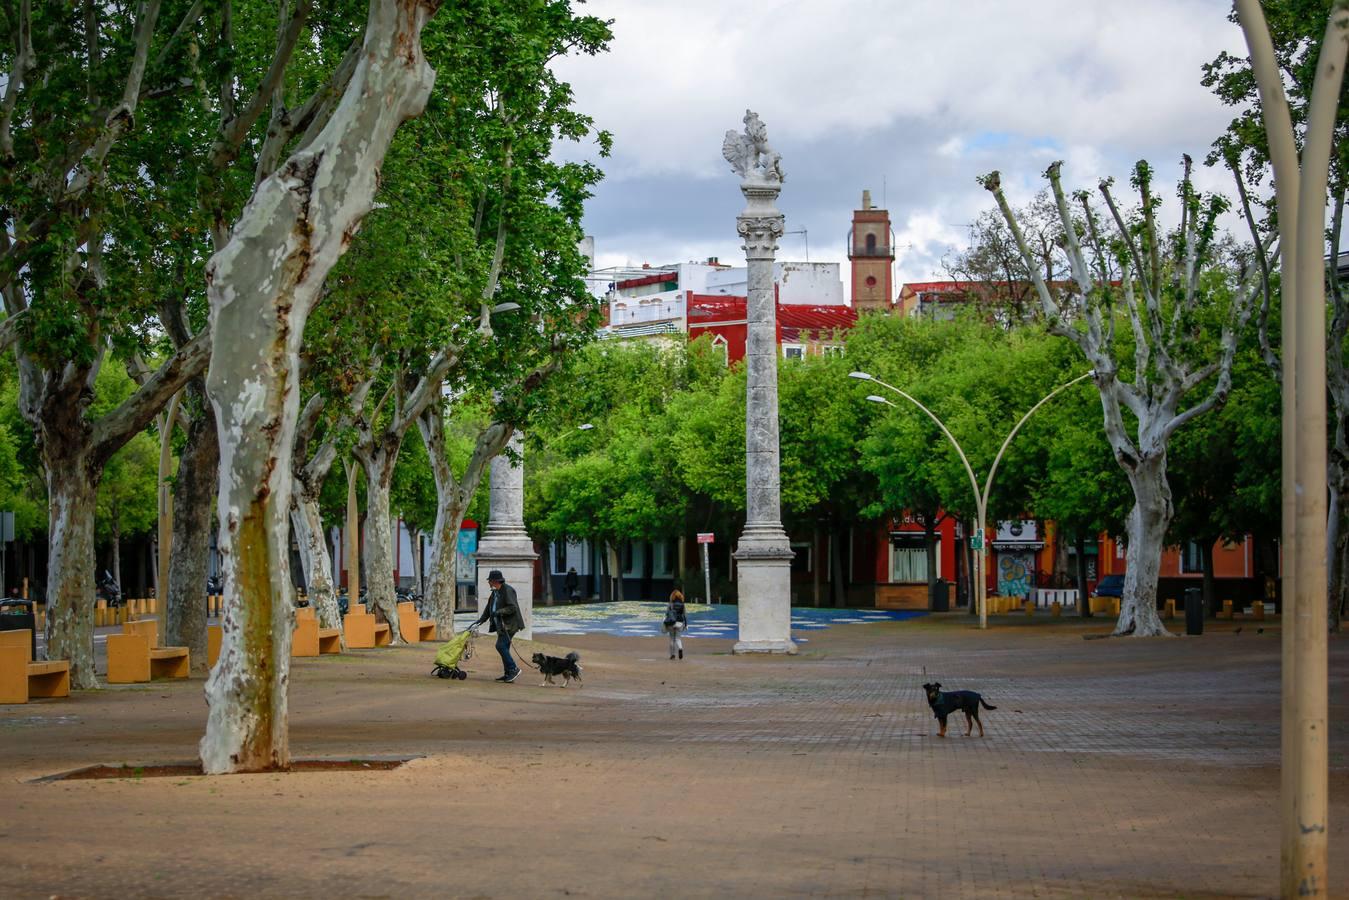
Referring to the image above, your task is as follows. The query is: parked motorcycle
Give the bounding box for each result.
[96,570,123,608]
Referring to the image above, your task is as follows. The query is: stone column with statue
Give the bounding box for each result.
[722,110,796,654]
[474,432,537,640]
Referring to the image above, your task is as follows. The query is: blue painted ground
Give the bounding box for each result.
[453,602,925,643]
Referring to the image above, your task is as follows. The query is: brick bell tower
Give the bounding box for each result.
[849,189,894,312]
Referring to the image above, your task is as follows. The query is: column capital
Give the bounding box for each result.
[737,213,785,259]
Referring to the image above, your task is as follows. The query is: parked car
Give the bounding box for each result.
[1092,574,1124,598]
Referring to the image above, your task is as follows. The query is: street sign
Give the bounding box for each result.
[970,532,984,551]
[0,511,13,543]
[697,532,715,544]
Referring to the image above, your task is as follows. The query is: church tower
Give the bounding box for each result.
[848,190,893,312]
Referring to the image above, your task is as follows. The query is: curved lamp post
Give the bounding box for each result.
[849,370,1094,629]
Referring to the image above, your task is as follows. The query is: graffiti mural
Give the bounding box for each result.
[998,552,1033,598]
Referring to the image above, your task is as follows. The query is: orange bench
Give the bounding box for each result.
[397,601,436,643]
[343,605,392,649]
[0,630,69,704]
[107,620,190,683]
[293,609,342,657]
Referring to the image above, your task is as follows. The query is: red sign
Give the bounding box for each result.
[697,533,715,544]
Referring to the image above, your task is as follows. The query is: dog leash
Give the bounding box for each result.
[511,643,539,670]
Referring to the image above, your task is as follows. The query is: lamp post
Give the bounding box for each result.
[850,370,1093,628]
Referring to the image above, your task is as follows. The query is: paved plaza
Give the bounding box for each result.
[2,611,1346,897]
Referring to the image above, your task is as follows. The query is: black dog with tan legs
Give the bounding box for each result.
[922,682,997,737]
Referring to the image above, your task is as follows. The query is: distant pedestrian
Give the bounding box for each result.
[565,566,580,602]
[664,589,687,660]
[475,570,524,682]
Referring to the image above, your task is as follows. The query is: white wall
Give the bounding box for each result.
[703,261,843,305]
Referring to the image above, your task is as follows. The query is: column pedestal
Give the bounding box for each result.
[733,527,796,654]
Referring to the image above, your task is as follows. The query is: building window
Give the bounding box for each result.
[1182,540,1204,574]
[783,344,805,360]
[891,544,928,583]
[553,540,567,574]
[623,541,646,577]
[865,233,877,254]
[711,334,729,366]
[652,540,674,579]
[822,345,843,357]
[865,275,877,287]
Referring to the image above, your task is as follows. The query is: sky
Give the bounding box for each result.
[551,0,1251,300]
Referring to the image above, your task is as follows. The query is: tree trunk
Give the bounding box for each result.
[829,517,846,608]
[359,449,403,640]
[111,521,123,595]
[46,460,101,685]
[291,493,343,632]
[1201,538,1218,619]
[424,499,466,640]
[1328,470,1345,633]
[923,516,938,607]
[166,397,217,674]
[812,520,821,607]
[1075,533,1091,618]
[199,0,438,774]
[1116,456,1172,636]
[1051,524,1071,586]
[408,526,423,597]
[608,542,624,602]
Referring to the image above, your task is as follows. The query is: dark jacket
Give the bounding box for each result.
[665,599,686,628]
[475,582,525,635]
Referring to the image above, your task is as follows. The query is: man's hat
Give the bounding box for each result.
[487,570,504,583]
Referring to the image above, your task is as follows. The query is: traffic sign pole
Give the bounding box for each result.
[697,533,715,604]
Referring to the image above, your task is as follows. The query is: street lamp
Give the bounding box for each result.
[850,369,1094,628]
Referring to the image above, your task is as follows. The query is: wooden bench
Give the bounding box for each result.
[343,608,392,649]
[0,630,69,704]
[107,620,190,683]
[397,601,436,643]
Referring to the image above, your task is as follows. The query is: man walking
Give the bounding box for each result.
[475,570,524,683]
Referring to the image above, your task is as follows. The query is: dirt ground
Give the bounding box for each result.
[2,613,1346,898]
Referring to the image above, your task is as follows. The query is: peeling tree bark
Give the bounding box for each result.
[290,495,341,632]
[984,162,1257,638]
[165,389,217,675]
[355,445,402,636]
[417,404,510,639]
[46,451,100,687]
[200,0,439,775]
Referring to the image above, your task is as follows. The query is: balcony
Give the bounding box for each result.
[848,247,895,259]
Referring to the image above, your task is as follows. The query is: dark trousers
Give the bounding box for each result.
[494,628,518,676]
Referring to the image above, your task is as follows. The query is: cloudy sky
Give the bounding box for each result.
[551,0,1250,298]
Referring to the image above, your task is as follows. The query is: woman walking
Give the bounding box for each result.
[664,590,687,660]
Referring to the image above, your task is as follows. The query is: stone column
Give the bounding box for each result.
[723,110,796,654]
[475,431,537,639]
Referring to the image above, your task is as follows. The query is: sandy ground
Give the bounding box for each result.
[1,612,1345,898]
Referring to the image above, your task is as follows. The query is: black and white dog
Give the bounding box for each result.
[922,682,996,737]
[532,651,583,688]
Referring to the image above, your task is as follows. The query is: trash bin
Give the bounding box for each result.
[0,599,36,660]
[930,578,950,612]
[1184,588,1203,636]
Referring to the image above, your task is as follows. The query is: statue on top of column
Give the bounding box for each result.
[722,109,784,185]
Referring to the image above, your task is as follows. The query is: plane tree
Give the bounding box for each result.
[983,159,1260,635]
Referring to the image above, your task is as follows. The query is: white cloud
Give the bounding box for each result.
[553,0,1253,300]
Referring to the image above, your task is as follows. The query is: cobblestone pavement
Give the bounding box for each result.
[1,613,1345,898]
